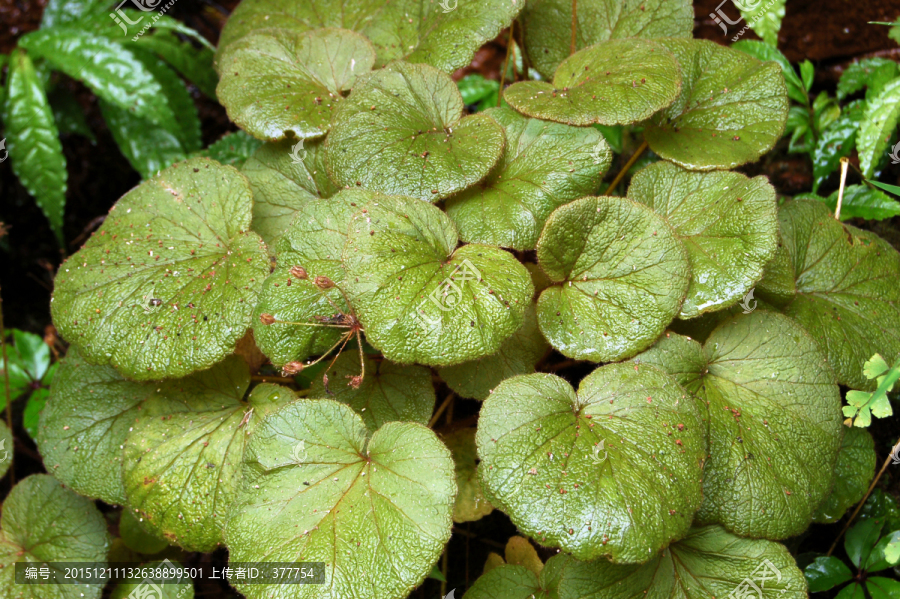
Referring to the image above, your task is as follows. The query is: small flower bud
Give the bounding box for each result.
[290,265,308,280]
[314,275,335,290]
[259,313,276,325]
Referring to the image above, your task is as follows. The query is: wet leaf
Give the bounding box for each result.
[51,157,270,381]
[343,195,533,366]
[805,556,854,593]
[445,106,611,250]
[825,185,900,221]
[535,196,690,362]
[837,58,900,101]
[732,40,806,105]
[520,0,693,80]
[123,363,293,552]
[442,428,493,523]
[310,352,435,431]
[326,61,505,202]
[504,39,681,127]
[0,475,109,599]
[242,137,337,247]
[477,365,705,563]
[217,28,376,141]
[814,428,876,524]
[634,312,843,539]
[858,78,900,178]
[812,100,866,192]
[644,39,789,170]
[438,304,548,400]
[198,131,263,169]
[762,198,900,389]
[628,161,778,318]
[217,0,522,73]
[226,399,455,599]
[556,525,806,599]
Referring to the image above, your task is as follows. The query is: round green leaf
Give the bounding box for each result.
[242,137,338,247]
[310,352,435,430]
[217,28,376,141]
[463,565,542,599]
[226,399,456,599]
[51,157,270,381]
[556,525,807,599]
[0,422,11,480]
[438,304,548,401]
[123,361,293,552]
[520,0,693,80]
[110,559,194,599]
[477,365,706,563]
[445,107,611,251]
[814,427,876,524]
[325,61,505,202]
[634,311,843,539]
[119,510,169,555]
[764,198,900,390]
[535,196,690,363]
[0,474,109,599]
[504,39,682,127]
[342,195,533,366]
[628,161,779,318]
[443,428,493,524]
[217,0,522,74]
[644,39,790,170]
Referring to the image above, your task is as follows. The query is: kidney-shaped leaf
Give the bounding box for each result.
[634,311,843,539]
[477,364,706,563]
[225,398,456,599]
[326,61,505,202]
[343,195,533,366]
[217,0,522,74]
[217,28,376,141]
[644,39,789,171]
[445,106,611,251]
[763,199,900,390]
[556,525,806,599]
[628,161,778,318]
[814,427,876,524]
[123,359,293,552]
[536,196,690,363]
[520,0,693,80]
[0,475,109,599]
[505,39,681,127]
[310,352,435,431]
[242,138,338,247]
[51,158,270,381]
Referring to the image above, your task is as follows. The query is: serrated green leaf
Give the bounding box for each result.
[217,28,376,142]
[124,368,292,552]
[628,161,778,318]
[0,421,11,480]
[535,196,690,362]
[763,198,900,390]
[99,98,186,177]
[556,525,806,599]
[438,304,548,401]
[858,78,900,177]
[242,137,337,247]
[732,41,806,105]
[504,39,681,127]
[19,28,177,130]
[51,157,270,381]
[838,58,900,101]
[40,0,109,29]
[0,329,52,407]
[217,0,522,74]
[644,39,789,170]
[520,0,693,80]
[477,365,705,563]
[4,50,67,244]
[458,74,500,107]
[445,106,611,251]
[326,61,505,202]
[310,352,435,430]
[813,427,876,523]
[738,0,786,47]
[0,475,109,599]
[130,31,218,99]
[443,428,493,524]
[197,130,263,169]
[119,510,169,555]
[864,354,890,379]
[812,100,866,192]
[805,556,854,592]
[634,312,843,539]
[343,195,533,367]
[825,184,900,221]
[226,399,456,599]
